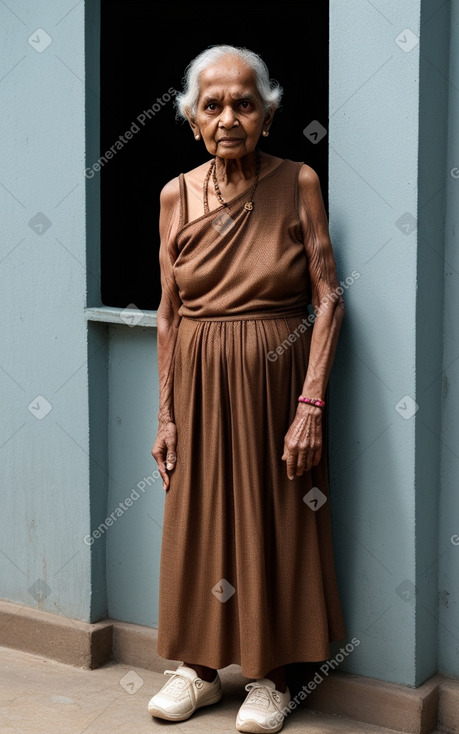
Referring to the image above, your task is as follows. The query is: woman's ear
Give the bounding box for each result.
[186,110,201,141]
[263,105,276,134]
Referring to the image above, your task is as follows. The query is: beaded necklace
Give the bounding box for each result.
[203,150,261,214]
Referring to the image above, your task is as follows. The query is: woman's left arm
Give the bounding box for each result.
[282,164,345,480]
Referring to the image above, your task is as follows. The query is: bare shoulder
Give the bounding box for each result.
[159,177,181,243]
[298,163,321,192]
[296,162,330,246]
[160,176,180,208]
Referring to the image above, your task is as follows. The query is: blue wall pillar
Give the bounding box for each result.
[0,0,95,619]
[438,0,459,678]
[328,0,453,686]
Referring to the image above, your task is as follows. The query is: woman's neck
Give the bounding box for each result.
[214,151,259,185]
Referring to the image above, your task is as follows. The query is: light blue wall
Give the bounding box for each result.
[0,0,92,619]
[328,0,453,686]
[105,325,162,627]
[328,0,418,684]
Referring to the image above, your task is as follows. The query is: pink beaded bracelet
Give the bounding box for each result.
[298,396,326,407]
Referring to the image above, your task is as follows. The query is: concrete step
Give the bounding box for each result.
[0,645,447,734]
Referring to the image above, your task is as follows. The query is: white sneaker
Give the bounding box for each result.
[147,665,222,721]
[236,678,291,733]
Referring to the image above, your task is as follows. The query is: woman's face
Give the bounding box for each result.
[189,56,273,159]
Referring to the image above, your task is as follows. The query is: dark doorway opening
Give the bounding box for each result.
[100,3,329,310]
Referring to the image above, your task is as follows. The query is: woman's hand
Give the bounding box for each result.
[152,420,177,491]
[282,404,323,480]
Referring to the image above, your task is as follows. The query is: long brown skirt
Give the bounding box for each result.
[157,313,347,679]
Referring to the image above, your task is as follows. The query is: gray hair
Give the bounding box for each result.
[175,45,283,121]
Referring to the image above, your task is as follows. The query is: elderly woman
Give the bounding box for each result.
[148,44,347,733]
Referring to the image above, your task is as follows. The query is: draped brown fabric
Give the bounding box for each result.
[157,159,347,678]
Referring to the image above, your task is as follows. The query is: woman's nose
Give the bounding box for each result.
[219,106,239,128]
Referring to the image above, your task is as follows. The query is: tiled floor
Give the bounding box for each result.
[0,646,442,734]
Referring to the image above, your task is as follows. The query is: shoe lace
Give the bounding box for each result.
[244,681,274,708]
[163,669,194,695]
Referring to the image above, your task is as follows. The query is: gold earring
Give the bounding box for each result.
[194,133,201,140]
[262,130,269,137]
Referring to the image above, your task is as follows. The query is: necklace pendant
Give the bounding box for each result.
[244,201,254,211]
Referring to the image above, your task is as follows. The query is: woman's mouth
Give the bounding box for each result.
[217,138,242,145]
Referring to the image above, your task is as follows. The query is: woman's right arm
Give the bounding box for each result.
[151,178,182,491]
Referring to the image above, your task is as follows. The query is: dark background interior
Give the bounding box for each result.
[100,3,329,310]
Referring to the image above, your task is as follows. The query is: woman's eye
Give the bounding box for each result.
[239,100,251,109]
[206,102,218,111]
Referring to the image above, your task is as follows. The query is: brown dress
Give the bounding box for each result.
[157,159,346,679]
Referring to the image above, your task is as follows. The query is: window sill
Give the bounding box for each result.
[85,306,158,328]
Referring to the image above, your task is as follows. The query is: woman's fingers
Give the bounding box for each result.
[159,462,170,490]
[282,409,323,479]
[166,451,176,471]
[282,448,298,481]
[151,422,177,491]
[282,446,316,479]
[296,445,322,475]
[295,448,309,475]
[152,444,169,490]
[159,451,177,491]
